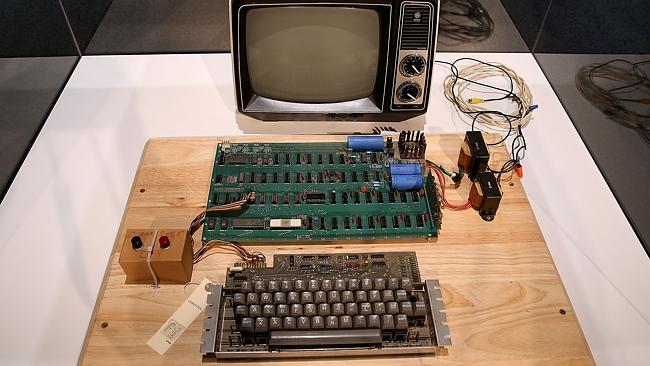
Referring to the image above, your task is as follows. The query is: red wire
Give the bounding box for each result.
[427,163,472,211]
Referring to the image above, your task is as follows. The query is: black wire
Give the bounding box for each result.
[439,0,494,45]
[436,58,532,184]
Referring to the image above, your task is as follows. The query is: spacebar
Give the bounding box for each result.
[268,329,382,347]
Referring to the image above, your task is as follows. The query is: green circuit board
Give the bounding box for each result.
[201,141,441,242]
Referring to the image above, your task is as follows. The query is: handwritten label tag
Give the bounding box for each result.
[147,278,211,355]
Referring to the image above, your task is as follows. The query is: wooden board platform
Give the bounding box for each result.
[80,135,595,366]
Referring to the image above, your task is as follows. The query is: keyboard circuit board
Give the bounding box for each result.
[202,141,441,242]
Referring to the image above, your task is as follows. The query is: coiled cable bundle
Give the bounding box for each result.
[575,59,650,144]
[438,57,537,182]
[439,0,494,45]
[443,59,534,133]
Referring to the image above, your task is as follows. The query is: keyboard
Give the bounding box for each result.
[200,252,450,360]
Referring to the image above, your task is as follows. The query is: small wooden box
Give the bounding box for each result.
[118,229,194,284]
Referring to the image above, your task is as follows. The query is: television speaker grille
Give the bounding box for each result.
[400,4,431,50]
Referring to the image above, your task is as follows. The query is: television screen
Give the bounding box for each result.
[245,7,380,103]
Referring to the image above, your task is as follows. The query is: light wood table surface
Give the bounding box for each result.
[80,135,594,365]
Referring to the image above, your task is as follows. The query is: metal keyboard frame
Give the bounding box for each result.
[200,253,450,361]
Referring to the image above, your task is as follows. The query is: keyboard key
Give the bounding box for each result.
[355,290,368,303]
[395,314,408,330]
[246,293,259,305]
[387,277,400,290]
[294,280,307,292]
[280,280,293,291]
[235,305,248,318]
[288,292,300,304]
[290,304,303,317]
[400,278,412,292]
[240,281,252,293]
[387,302,399,315]
[361,278,373,290]
[382,290,394,302]
[348,278,360,290]
[346,302,359,315]
[381,314,394,330]
[260,292,272,305]
[241,317,254,333]
[270,316,282,330]
[297,316,310,329]
[255,317,268,332]
[312,315,324,329]
[342,290,354,303]
[277,304,289,317]
[301,291,313,304]
[249,305,261,318]
[368,290,381,303]
[353,315,367,328]
[315,291,327,304]
[321,279,333,291]
[233,293,245,306]
[304,303,317,317]
[318,303,331,316]
[254,280,266,293]
[395,289,408,302]
[373,302,386,315]
[374,278,386,290]
[414,301,426,316]
[274,292,286,304]
[334,279,346,291]
[367,314,380,328]
[360,302,372,316]
[268,329,382,347]
[283,317,296,329]
[332,303,345,316]
[326,316,339,329]
[340,315,353,329]
[400,302,413,317]
[263,304,275,317]
[328,291,341,303]
[268,280,280,292]
[308,279,320,291]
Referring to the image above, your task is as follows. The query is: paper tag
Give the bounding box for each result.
[147,278,212,355]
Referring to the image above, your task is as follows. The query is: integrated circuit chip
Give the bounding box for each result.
[227,154,248,165]
[231,218,265,229]
[305,192,326,204]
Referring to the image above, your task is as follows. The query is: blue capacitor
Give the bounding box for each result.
[347,136,384,151]
[390,163,422,176]
[391,175,424,190]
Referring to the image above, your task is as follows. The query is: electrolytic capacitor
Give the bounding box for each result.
[390,163,422,176]
[347,136,385,151]
[390,174,424,190]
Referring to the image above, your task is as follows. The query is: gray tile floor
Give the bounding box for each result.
[85,0,230,54]
[0,56,78,199]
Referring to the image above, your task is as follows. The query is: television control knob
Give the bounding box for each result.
[131,236,143,250]
[396,82,422,103]
[399,54,426,77]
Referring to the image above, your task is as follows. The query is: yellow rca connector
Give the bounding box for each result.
[468,97,485,104]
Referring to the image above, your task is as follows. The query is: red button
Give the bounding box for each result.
[159,235,171,249]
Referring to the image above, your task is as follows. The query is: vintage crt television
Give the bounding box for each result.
[230,0,440,121]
